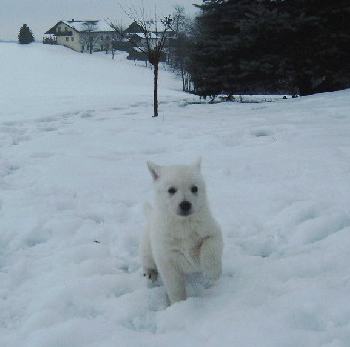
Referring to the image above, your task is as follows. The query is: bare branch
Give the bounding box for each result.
[119,2,174,117]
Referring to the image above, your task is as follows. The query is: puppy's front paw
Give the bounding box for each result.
[201,259,222,285]
[143,268,158,283]
[203,270,221,288]
[199,237,222,285]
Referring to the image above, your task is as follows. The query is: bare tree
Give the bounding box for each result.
[168,6,194,92]
[123,6,173,117]
[107,20,126,59]
[80,21,100,54]
[172,6,188,35]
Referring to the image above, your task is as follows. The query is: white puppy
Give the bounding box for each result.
[141,159,223,304]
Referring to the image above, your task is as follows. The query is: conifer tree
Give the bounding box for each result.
[190,0,350,97]
[190,0,242,98]
[18,24,35,44]
[282,0,350,95]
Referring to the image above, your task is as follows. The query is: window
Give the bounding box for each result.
[66,37,69,41]
[101,36,104,41]
[71,37,74,41]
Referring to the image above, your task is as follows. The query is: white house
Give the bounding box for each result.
[44,20,115,53]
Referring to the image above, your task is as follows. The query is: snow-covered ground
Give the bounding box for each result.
[1,43,350,347]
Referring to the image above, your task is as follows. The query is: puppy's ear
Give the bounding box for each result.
[147,161,161,181]
[193,157,202,171]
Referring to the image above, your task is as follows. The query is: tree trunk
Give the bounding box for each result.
[153,62,159,117]
[180,61,185,92]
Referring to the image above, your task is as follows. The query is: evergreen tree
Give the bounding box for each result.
[190,0,350,97]
[189,0,242,98]
[282,0,350,95]
[190,0,283,97]
[18,24,35,44]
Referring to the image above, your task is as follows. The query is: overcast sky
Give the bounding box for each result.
[0,0,200,41]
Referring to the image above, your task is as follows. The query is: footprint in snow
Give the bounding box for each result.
[0,163,20,177]
[40,126,58,132]
[80,110,95,119]
[251,128,273,137]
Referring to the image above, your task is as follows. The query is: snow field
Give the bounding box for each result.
[0,43,350,346]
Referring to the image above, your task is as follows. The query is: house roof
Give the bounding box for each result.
[124,20,175,35]
[124,21,143,34]
[45,20,114,35]
[63,20,114,32]
[45,25,58,35]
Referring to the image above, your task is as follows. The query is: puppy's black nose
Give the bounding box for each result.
[179,200,192,212]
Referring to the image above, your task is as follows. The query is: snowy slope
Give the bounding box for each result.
[1,43,350,347]
[0,43,184,123]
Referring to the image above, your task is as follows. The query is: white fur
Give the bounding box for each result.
[141,160,223,304]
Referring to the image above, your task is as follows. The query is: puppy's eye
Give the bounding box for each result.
[191,185,198,193]
[168,187,177,195]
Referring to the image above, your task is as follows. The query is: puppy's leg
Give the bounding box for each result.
[158,259,186,304]
[140,230,158,283]
[199,235,223,284]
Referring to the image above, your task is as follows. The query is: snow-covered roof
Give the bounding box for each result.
[124,21,175,35]
[62,20,114,33]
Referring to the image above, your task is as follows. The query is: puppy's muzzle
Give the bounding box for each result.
[178,200,192,216]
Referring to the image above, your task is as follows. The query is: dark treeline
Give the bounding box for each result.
[171,0,350,97]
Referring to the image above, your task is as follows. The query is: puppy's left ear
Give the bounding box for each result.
[193,157,202,171]
[147,161,161,181]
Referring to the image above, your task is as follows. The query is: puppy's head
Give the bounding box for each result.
[147,159,207,218]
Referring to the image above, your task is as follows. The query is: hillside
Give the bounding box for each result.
[1,43,350,347]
